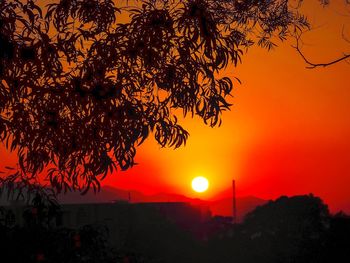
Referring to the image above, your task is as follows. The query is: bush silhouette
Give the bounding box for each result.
[207,194,335,263]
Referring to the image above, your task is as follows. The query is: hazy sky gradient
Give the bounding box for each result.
[1,1,349,213]
[104,1,350,213]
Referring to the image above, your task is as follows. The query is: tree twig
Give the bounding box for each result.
[293,34,350,69]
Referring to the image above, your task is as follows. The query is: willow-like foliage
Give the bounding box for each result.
[0,0,309,194]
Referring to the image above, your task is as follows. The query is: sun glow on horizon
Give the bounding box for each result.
[191,176,209,193]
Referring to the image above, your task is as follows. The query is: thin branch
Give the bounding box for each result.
[293,34,350,69]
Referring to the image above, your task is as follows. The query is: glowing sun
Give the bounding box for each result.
[191,176,209,193]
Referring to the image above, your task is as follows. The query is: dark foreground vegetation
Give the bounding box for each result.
[208,195,350,263]
[1,194,349,263]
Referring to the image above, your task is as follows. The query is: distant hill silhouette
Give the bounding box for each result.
[56,186,267,220]
[0,185,266,221]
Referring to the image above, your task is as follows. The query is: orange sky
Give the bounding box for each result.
[1,1,350,213]
[103,1,350,213]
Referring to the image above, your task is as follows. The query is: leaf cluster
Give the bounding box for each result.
[0,0,309,193]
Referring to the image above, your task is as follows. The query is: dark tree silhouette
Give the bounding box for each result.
[325,212,350,262]
[241,194,330,263]
[0,0,310,193]
[208,195,350,263]
[0,206,119,263]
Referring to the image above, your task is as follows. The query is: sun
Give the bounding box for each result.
[191,176,209,193]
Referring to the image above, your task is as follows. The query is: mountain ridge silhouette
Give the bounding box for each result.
[56,186,267,220]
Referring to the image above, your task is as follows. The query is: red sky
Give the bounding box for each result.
[1,1,350,213]
[103,1,350,213]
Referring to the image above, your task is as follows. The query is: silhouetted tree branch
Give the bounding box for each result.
[294,33,350,69]
[0,0,310,194]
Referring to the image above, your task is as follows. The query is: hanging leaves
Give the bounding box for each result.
[0,0,310,194]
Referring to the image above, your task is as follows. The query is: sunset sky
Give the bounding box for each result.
[1,1,350,213]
